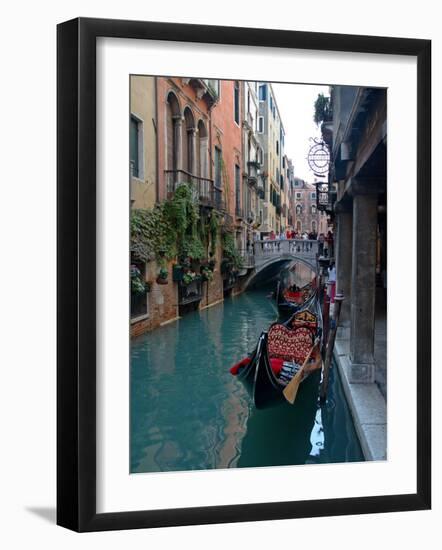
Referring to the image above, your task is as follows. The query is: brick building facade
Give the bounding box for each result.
[130,76,305,336]
[130,76,246,336]
[293,177,328,235]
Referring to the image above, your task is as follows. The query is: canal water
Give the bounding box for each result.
[130,287,363,473]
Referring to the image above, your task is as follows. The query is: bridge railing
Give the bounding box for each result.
[253,239,319,265]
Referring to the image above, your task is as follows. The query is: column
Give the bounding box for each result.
[189,128,197,176]
[335,201,353,338]
[349,188,378,383]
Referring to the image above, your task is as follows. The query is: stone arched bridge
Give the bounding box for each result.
[239,239,319,289]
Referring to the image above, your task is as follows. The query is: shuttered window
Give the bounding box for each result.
[235,164,241,212]
[259,84,267,101]
[234,82,240,124]
[214,147,222,188]
[130,116,139,178]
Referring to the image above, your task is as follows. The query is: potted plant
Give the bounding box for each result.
[182,271,200,286]
[156,267,169,285]
[201,266,214,282]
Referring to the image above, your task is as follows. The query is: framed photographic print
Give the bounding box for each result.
[57,17,431,532]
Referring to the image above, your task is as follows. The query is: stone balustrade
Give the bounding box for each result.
[252,239,319,268]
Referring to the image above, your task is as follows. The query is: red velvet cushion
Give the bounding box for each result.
[269,357,284,375]
[268,324,314,363]
[283,290,303,303]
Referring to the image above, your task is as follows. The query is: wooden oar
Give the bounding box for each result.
[283,337,320,405]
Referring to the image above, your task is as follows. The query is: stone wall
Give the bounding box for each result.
[131,241,231,338]
[130,259,178,337]
[201,242,224,309]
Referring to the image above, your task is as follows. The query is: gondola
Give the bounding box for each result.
[230,299,323,409]
[276,275,319,317]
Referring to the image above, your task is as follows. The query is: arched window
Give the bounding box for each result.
[296,204,302,215]
[311,204,317,215]
[182,107,196,175]
[196,119,208,179]
[165,92,181,172]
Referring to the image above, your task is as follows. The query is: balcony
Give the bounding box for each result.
[165,170,224,210]
[182,78,219,108]
[247,160,261,186]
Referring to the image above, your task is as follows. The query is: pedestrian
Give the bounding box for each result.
[318,233,325,256]
[327,230,334,258]
[276,231,282,251]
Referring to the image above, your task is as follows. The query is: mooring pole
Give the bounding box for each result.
[322,286,330,351]
[320,292,344,403]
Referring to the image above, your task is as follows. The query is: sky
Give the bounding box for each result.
[271,83,329,182]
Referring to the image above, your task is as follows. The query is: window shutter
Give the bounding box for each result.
[130,117,139,177]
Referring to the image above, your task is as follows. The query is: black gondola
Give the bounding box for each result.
[275,266,318,317]
[230,299,323,409]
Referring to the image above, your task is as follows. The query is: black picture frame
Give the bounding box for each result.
[57,17,431,532]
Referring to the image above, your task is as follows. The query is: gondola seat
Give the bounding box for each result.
[288,309,318,333]
[269,357,284,375]
[282,290,303,303]
[267,324,315,365]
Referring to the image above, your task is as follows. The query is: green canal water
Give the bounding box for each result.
[130,288,363,473]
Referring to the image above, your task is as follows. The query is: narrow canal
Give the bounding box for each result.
[131,286,363,473]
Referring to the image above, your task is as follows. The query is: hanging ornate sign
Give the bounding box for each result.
[307,138,330,177]
[316,182,329,212]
